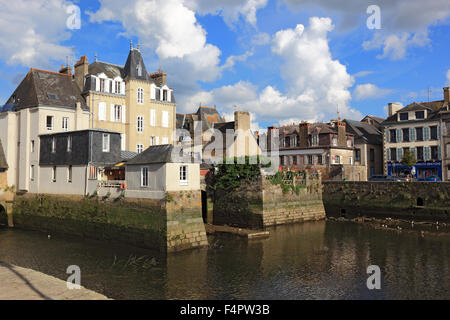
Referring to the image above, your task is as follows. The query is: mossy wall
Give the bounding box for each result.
[323,181,450,221]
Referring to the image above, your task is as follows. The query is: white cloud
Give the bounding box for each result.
[221,50,254,71]
[183,17,362,127]
[0,0,74,67]
[362,31,430,60]
[353,70,373,78]
[184,0,268,27]
[251,32,271,46]
[447,69,450,85]
[354,83,393,100]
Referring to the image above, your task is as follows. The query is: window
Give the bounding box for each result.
[114,105,122,122]
[318,155,323,164]
[163,90,168,101]
[62,117,69,131]
[68,165,72,183]
[312,134,319,146]
[137,63,142,77]
[332,137,337,146]
[308,155,313,165]
[115,81,121,94]
[390,148,397,161]
[355,149,361,161]
[88,165,98,180]
[431,146,438,160]
[31,140,35,153]
[52,166,56,182]
[102,134,110,152]
[416,127,423,141]
[150,136,155,146]
[137,116,143,132]
[293,156,297,165]
[430,126,438,140]
[137,144,144,154]
[141,167,149,187]
[389,129,396,143]
[180,165,188,186]
[334,155,340,164]
[162,111,169,128]
[51,137,56,153]
[98,102,106,121]
[137,88,144,104]
[100,78,105,92]
[347,139,352,148]
[417,147,424,161]
[46,116,54,130]
[415,111,425,119]
[399,113,409,121]
[150,109,156,126]
[162,137,169,144]
[30,165,34,181]
[370,148,375,162]
[349,157,353,165]
[280,156,284,165]
[402,128,409,142]
[67,136,72,152]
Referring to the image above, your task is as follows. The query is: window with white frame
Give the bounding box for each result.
[347,139,352,148]
[100,78,105,92]
[102,134,110,152]
[332,137,337,146]
[115,81,121,94]
[137,88,144,104]
[67,136,72,152]
[162,137,169,144]
[68,165,72,183]
[137,144,144,154]
[47,116,54,130]
[162,111,169,128]
[114,105,121,122]
[334,155,341,164]
[30,165,34,181]
[312,134,319,146]
[180,165,188,186]
[52,166,56,182]
[98,102,106,121]
[150,109,156,126]
[141,167,149,187]
[62,117,69,131]
[137,116,143,132]
[150,136,155,146]
[163,90,168,101]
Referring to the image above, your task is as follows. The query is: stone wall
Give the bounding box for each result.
[213,173,326,229]
[323,181,450,221]
[11,192,207,253]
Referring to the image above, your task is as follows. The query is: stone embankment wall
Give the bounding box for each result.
[213,174,326,229]
[11,191,207,253]
[323,181,450,221]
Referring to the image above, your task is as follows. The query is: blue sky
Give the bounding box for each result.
[0,0,449,130]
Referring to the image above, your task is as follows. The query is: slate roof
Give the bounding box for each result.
[88,61,124,79]
[279,123,337,135]
[382,101,444,125]
[123,49,150,81]
[126,144,191,165]
[120,150,138,161]
[3,69,88,112]
[344,119,382,145]
[176,113,185,129]
[0,139,8,169]
[214,121,235,134]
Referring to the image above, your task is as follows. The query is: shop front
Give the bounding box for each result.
[387,161,442,180]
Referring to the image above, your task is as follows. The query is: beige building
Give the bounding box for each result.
[0,139,7,190]
[0,69,90,193]
[73,45,176,154]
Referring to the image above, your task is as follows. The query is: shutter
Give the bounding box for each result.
[150,109,156,126]
[121,134,126,151]
[410,147,416,159]
[122,105,126,123]
[397,129,402,142]
[438,126,441,140]
[385,129,389,143]
[121,82,125,95]
[397,148,402,162]
[424,147,430,160]
[410,127,415,141]
[424,127,430,140]
[387,149,390,161]
[438,145,442,160]
[94,76,100,91]
[155,136,159,145]
[162,111,169,127]
[98,102,106,121]
[110,104,115,122]
[150,85,155,100]
[168,90,172,103]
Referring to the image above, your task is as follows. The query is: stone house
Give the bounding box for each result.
[125,144,200,199]
[73,43,177,154]
[39,129,122,195]
[0,139,8,190]
[441,90,450,181]
[0,68,90,193]
[273,120,365,180]
[382,88,448,180]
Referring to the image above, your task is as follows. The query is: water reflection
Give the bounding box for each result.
[0,221,449,299]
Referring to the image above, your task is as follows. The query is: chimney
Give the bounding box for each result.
[59,64,72,76]
[337,121,346,147]
[234,111,250,131]
[149,71,167,86]
[299,122,310,147]
[74,55,89,92]
[444,87,450,103]
[388,102,402,117]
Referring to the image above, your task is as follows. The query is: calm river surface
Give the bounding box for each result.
[0,221,449,299]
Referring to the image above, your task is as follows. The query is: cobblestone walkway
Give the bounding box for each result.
[0,262,109,300]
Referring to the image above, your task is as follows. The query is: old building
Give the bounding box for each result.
[39,129,122,195]
[382,89,447,180]
[125,144,200,199]
[275,120,366,180]
[344,118,384,178]
[74,44,176,154]
[0,139,8,190]
[0,68,90,193]
[439,87,450,181]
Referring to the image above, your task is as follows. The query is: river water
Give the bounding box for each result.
[0,221,449,300]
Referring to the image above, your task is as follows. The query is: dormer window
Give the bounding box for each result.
[99,78,105,92]
[415,111,425,119]
[137,63,142,77]
[115,81,120,94]
[399,113,409,121]
[312,134,319,146]
[162,90,168,101]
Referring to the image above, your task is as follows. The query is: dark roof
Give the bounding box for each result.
[120,150,138,161]
[176,113,185,129]
[4,69,88,112]
[214,121,235,134]
[39,128,119,137]
[123,49,150,81]
[362,115,385,123]
[126,144,191,165]
[382,101,444,125]
[88,61,124,79]
[344,119,382,145]
[279,123,337,136]
[0,139,8,169]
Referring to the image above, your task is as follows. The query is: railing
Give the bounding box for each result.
[98,180,125,188]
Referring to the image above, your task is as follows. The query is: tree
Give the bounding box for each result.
[401,149,417,170]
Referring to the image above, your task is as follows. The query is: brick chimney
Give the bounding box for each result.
[388,102,402,117]
[59,64,72,76]
[337,121,346,147]
[149,71,167,86]
[234,111,250,131]
[74,56,89,92]
[299,122,310,147]
[444,87,450,103]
